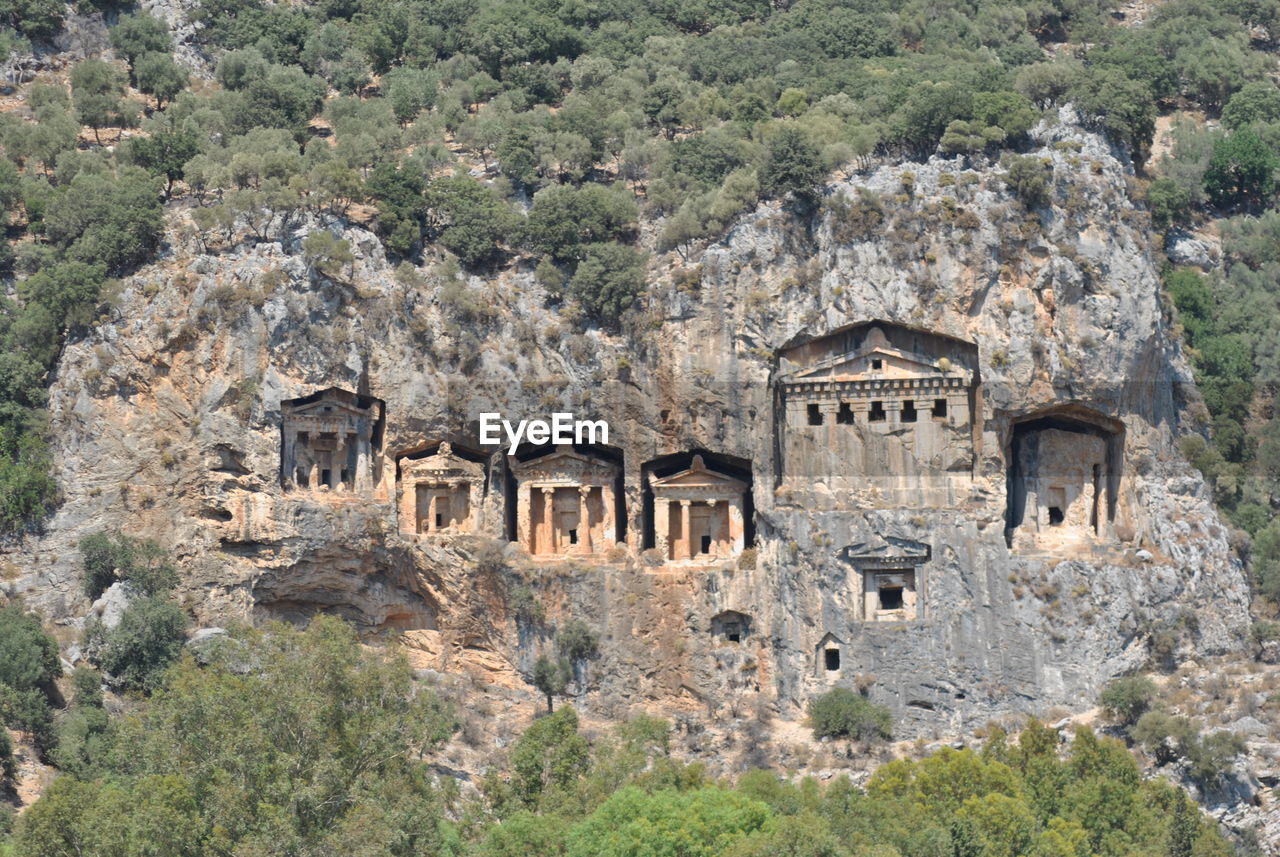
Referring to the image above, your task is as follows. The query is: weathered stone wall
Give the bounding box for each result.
[4,109,1250,738]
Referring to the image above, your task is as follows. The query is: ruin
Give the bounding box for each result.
[1005,406,1125,550]
[711,610,751,643]
[281,388,384,494]
[397,443,486,536]
[839,538,931,622]
[509,445,621,558]
[775,322,980,504]
[647,455,749,563]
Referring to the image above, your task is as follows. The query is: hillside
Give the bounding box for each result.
[0,0,1279,853]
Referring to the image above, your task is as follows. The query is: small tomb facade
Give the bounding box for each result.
[816,632,844,678]
[510,445,619,558]
[281,388,383,494]
[648,455,748,563]
[398,443,485,535]
[711,610,751,643]
[840,538,930,622]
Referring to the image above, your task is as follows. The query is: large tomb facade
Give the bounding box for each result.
[648,455,749,563]
[281,388,384,494]
[397,443,486,536]
[776,322,980,505]
[509,445,621,558]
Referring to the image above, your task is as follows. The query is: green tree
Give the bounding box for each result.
[70,59,132,145]
[110,12,172,69]
[566,242,646,327]
[135,52,187,109]
[1222,81,1280,130]
[1099,675,1157,727]
[1148,177,1192,229]
[1203,127,1277,209]
[532,654,570,713]
[126,122,201,198]
[760,125,824,201]
[44,168,163,273]
[565,786,772,857]
[523,183,638,261]
[424,175,517,268]
[807,687,893,741]
[94,595,188,692]
[302,229,355,279]
[509,704,589,808]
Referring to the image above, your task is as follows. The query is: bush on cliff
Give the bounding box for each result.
[807,687,892,742]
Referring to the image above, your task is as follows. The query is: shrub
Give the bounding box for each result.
[807,687,892,741]
[566,242,646,327]
[531,654,570,713]
[1147,178,1192,230]
[80,532,178,599]
[557,619,599,662]
[1099,675,1157,726]
[95,596,188,692]
[1001,155,1052,209]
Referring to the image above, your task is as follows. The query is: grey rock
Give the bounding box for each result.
[89,582,133,630]
[1164,228,1217,269]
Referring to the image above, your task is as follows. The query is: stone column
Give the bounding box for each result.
[426,492,437,533]
[399,473,414,534]
[680,501,692,560]
[517,484,532,552]
[727,494,745,554]
[707,498,722,557]
[655,497,671,559]
[578,486,592,553]
[541,487,556,555]
[600,483,616,547]
[355,433,372,491]
[282,429,296,489]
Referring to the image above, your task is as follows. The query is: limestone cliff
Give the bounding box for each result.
[6,109,1251,740]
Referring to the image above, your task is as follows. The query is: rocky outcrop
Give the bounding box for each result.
[4,109,1251,740]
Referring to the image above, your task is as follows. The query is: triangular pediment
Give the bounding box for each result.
[403,448,484,480]
[839,537,931,566]
[650,455,747,492]
[789,346,948,383]
[286,400,370,420]
[511,445,619,481]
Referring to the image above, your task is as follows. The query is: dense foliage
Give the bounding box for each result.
[0,601,60,750]
[3,624,1233,857]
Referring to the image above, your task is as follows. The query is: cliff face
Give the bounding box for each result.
[8,109,1251,738]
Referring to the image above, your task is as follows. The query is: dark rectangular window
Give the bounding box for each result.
[837,402,855,424]
[320,469,331,485]
[869,401,886,422]
[933,398,947,418]
[901,400,917,422]
[871,358,882,370]
[568,528,579,544]
[700,535,712,554]
[807,404,823,426]
[824,648,840,671]
[879,586,904,610]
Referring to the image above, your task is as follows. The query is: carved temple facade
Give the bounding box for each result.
[281,388,384,494]
[398,443,485,535]
[777,322,980,505]
[648,455,748,562]
[509,446,620,558]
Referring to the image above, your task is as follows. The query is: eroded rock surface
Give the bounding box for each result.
[6,110,1250,739]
